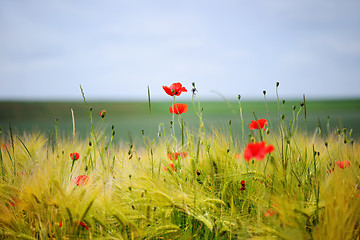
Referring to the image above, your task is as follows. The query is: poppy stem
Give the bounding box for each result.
[276,83,285,175]
[192,85,206,142]
[181,118,184,147]
[263,91,273,129]
[80,86,105,169]
[171,95,176,142]
[252,111,264,142]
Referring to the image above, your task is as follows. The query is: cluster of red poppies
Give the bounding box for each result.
[163,82,188,114]
[69,152,89,186]
[59,220,89,230]
[244,119,274,162]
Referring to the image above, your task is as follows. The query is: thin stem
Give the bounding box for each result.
[238,95,245,149]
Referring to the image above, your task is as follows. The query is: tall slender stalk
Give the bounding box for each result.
[263,90,273,129]
[147,85,152,116]
[238,95,245,149]
[0,142,5,180]
[9,122,15,175]
[80,85,105,169]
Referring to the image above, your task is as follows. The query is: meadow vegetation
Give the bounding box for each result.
[0,82,359,239]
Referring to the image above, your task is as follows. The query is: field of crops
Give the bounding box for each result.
[0,85,359,239]
[1,98,360,143]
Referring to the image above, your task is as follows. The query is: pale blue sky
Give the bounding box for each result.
[1,0,360,101]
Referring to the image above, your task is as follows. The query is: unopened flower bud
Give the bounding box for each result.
[100,110,107,118]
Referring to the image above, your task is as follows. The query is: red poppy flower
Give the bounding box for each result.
[264,204,277,217]
[169,103,188,115]
[336,160,351,169]
[59,221,63,227]
[163,82,187,96]
[77,220,89,230]
[167,152,188,160]
[70,152,80,161]
[163,163,176,172]
[244,141,274,161]
[72,175,89,186]
[241,180,245,186]
[264,209,277,217]
[249,119,268,130]
[9,197,18,206]
[2,143,9,150]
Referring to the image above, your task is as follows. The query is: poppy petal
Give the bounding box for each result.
[169,103,188,115]
[249,119,268,130]
[163,86,174,96]
[163,83,187,96]
[244,141,274,161]
[336,160,351,169]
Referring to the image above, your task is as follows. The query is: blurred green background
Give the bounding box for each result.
[1,99,359,145]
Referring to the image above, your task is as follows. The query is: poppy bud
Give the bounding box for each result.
[292,105,296,110]
[100,110,107,118]
[276,82,280,87]
[70,152,80,161]
[263,90,266,95]
[238,95,241,100]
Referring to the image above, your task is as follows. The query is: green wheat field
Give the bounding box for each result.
[0,84,360,239]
